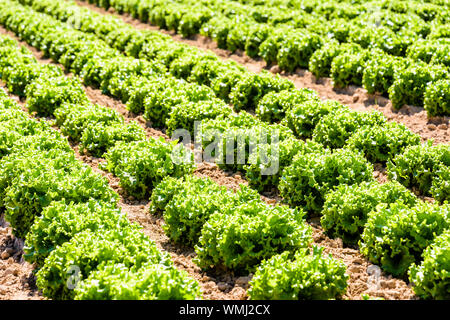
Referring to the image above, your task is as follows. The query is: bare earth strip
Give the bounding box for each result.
[0,218,42,300]
[0,25,416,300]
[74,0,449,145]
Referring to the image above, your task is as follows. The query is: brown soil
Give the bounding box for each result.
[75,0,449,146]
[0,219,42,300]
[0,26,417,300]
[309,223,416,300]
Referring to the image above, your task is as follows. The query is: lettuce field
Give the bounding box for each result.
[0,0,448,302]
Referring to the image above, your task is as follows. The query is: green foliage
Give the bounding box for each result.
[244,138,324,192]
[81,57,114,88]
[188,58,242,88]
[151,175,260,245]
[408,230,450,300]
[169,53,202,80]
[361,294,384,300]
[0,91,19,110]
[321,181,418,245]
[210,68,244,102]
[255,88,319,123]
[4,0,450,300]
[98,57,164,102]
[0,26,204,300]
[323,19,352,42]
[8,130,71,158]
[0,149,74,210]
[0,107,28,123]
[428,23,450,39]
[360,202,450,277]
[388,63,449,109]
[0,116,70,159]
[0,128,24,159]
[283,100,347,139]
[178,10,212,38]
[259,28,289,65]
[431,164,449,205]
[24,200,129,266]
[152,43,194,68]
[9,0,450,117]
[74,262,201,300]
[308,41,341,78]
[331,49,369,87]
[406,39,450,67]
[230,71,294,111]
[312,109,386,149]
[125,76,175,114]
[245,24,271,58]
[387,142,450,202]
[80,121,146,157]
[2,62,61,97]
[56,103,123,141]
[346,122,421,163]
[226,20,250,52]
[166,98,232,135]
[248,247,348,300]
[362,54,408,96]
[424,79,450,117]
[102,139,194,199]
[199,112,294,171]
[26,75,89,116]
[143,80,215,127]
[276,32,323,72]
[36,227,170,299]
[194,201,312,273]
[200,16,232,49]
[148,176,187,215]
[161,177,231,245]
[279,148,374,214]
[2,155,117,239]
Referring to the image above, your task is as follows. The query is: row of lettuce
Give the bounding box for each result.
[151,164,450,299]
[1,0,447,204]
[228,0,449,12]
[16,0,450,117]
[224,0,450,23]
[2,0,449,222]
[0,86,202,299]
[0,0,449,299]
[0,35,352,301]
[68,0,450,116]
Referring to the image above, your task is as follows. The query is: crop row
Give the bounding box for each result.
[2,0,449,217]
[18,0,293,112]
[2,0,446,204]
[0,34,351,300]
[1,0,449,299]
[81,0,449,43]
[150,175,349,299]
[70,0,450,115]
[228,0,450,22]
[16,0,450,116]
[0,83,201,299]
[2,0,449,211]
[150,174,450,299]
[229,0,449,11]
